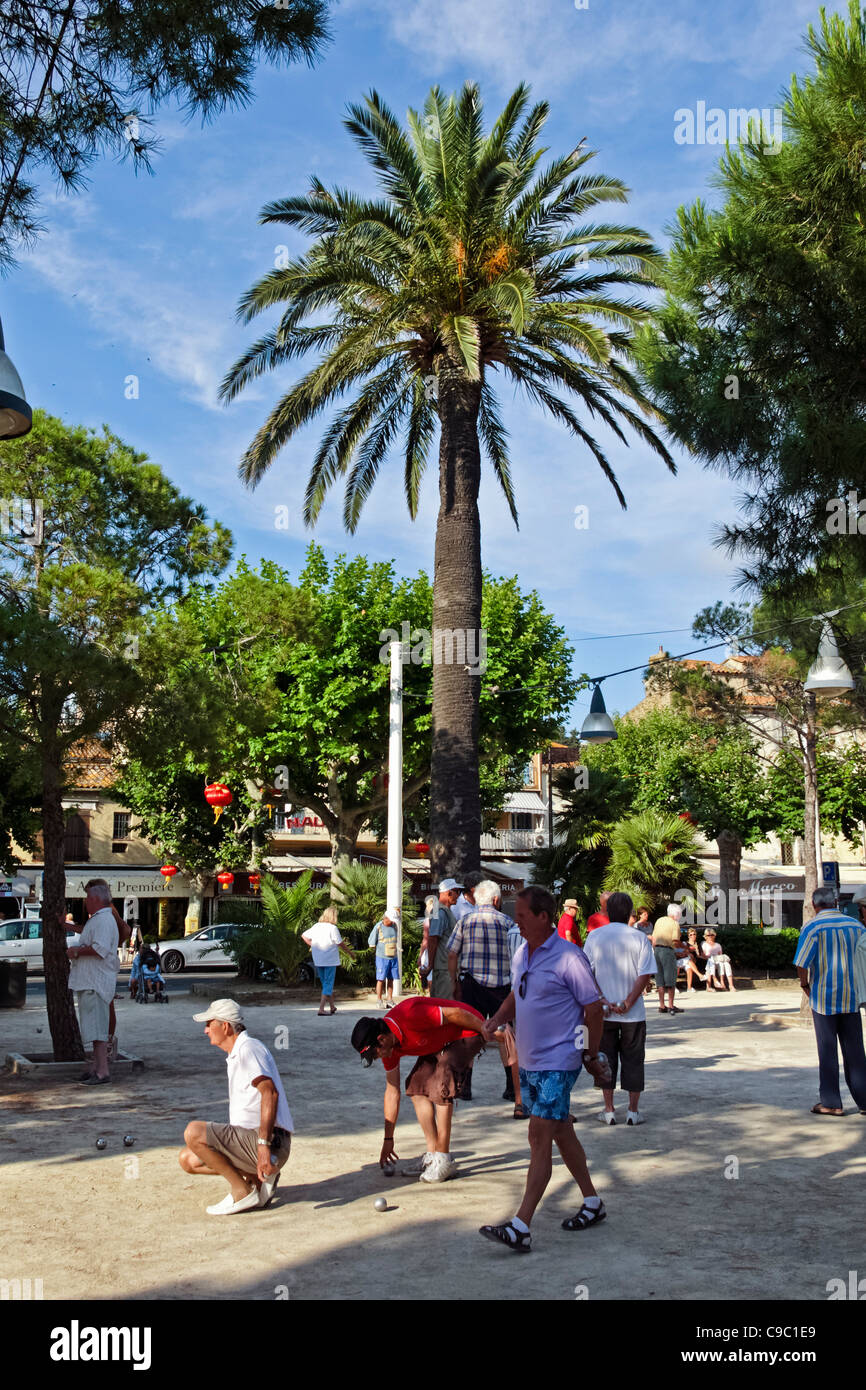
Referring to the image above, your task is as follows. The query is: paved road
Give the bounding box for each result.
[21,966,238,1005]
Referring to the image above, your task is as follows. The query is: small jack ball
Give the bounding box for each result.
[374,1197,388,1212]
[123,1135,135,1148]
[95,1138,107,1150]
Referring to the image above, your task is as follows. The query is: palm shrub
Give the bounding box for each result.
[331,861,421,986]
[220,81,674,880]
[226,871,327,985]
[532,766,633,920]
[604,810,701,916]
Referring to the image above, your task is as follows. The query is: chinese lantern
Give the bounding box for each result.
[248,873,261,892]
[413,842,430,855]
[216,871,234,890]
[160,865,178,880]
[204,782,233,821]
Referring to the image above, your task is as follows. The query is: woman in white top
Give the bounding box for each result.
[302,905,356,1015]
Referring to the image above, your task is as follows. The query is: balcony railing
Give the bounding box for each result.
[480,829,548,852]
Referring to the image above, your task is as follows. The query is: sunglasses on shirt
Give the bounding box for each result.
[518,972,529,999]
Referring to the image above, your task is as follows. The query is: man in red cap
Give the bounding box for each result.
[351,997,486,1183]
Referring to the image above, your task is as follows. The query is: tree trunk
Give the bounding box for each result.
[716,830,742,926]
[429,360,483,881]
[329,826,358,898]
[802,695,819,924]
[41,752,84,1061]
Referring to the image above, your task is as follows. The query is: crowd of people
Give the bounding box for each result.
[61,868,866,1251]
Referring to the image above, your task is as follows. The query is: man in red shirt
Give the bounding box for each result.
[585,891,610,935]
[557,899,581,944]
[351,997,487,1184]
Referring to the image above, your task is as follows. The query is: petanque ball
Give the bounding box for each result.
[374,1197,388,1212]
[95,1138,107,1150]
[123,1134,135,1148]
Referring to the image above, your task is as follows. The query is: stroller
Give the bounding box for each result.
[133,947,169,1004]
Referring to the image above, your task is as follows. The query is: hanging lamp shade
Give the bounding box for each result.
[804,621,855,696]
[0,318,32,439]
[580,684,617,743]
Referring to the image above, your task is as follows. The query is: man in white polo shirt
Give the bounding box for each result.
[178,999,294,1215]
[66,881,121,1085]
[583,891,656,1126]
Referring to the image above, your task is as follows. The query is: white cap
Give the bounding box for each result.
[192,998,244,1026]
[385,906,401,920]
[439,877,464,892]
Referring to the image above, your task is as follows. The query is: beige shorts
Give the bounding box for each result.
[205,1123,292,1177]
[76,990,110,1047]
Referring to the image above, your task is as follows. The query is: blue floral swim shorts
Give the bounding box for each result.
[518,1068,580,1121]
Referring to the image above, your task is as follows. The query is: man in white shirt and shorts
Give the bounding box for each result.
[583,891,656,1127]
[178,999,294,1215]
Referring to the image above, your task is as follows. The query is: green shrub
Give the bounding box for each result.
[712,926,800,970]
[331,861,421,987]
[224,872,327,985]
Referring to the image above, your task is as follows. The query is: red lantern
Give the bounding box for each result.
[413,842,430,855]
[216,871,234,890]
[248,873,261,892]
[160,865,178,880]
[204,782,233,822]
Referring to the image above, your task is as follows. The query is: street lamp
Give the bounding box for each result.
[580,684,617,744]
[0,317,32,439]
[802,618,856,911]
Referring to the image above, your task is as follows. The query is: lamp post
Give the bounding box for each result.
[802,618,856,914]
[387,639,404,999]
[0,317,32,439]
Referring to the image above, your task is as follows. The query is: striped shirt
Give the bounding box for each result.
[447,905,513,989]
[793,911,866,1015]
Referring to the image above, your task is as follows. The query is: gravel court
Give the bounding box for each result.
[0,987,862,1301]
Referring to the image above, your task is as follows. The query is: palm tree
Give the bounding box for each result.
[604,810,702,915]
[220,83,675,879]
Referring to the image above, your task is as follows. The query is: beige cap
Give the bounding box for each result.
[563,899,578,911]
[192,998,244,1026]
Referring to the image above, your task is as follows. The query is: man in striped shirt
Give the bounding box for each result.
[794,885,866,1116]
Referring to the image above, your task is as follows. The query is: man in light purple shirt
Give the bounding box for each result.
[478,884,608,1254]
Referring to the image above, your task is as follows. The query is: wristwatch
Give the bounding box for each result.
[257,1138,272,1147]
[582,1050,599,1062]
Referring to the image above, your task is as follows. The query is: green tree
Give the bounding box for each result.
[220,81,675,880]
[0,410,230,1058]
[0,0,330,268]
[583,707,775,917]
[531,766,632,923]
[603,809,702,916]
[119,546,574,881]
[637,1,866,600]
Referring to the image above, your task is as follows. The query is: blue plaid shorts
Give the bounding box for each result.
[518,1068,580,1121]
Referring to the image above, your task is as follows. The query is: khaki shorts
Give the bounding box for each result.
[430,956,455,1001]
[205,1124,293,1177]
[76,990,110,1047]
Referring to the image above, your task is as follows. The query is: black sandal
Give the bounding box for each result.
[479,1221,532,1253]
[658,1006,668,1014]
[562,1201,606,1231]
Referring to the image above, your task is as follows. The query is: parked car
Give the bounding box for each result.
[158,923,257,973]
[157,922,315,983]
[0,919,82,973]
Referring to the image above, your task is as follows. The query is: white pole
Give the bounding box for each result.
[387,639,404,998]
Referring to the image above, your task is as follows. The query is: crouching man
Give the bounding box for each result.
[178,999,293,1215]
[351,997,487,1183]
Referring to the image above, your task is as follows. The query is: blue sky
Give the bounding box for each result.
[4,0,823,720]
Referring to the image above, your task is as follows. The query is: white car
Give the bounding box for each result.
[157,923,252,973]
[0,919,82,972]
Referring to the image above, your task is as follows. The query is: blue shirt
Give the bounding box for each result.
[368,919,398,959]
[511,931,600,1071]
[793,911,866,1015]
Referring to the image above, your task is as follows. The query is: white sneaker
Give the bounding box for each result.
[597,1110,616,1125]
[206,1188,259,1216]
[401,1152,434,1176]
[420,1152,458,1183]
[626,1110,645,1125]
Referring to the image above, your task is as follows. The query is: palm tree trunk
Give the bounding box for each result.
[41,750,84,1061]
[429,362,483,880]
[716,830,742,926]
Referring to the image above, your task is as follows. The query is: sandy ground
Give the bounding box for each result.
[1,984,864,1302]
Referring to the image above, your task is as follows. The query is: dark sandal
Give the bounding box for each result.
[811,1104,844,1115]
[479,1221,532,1253]
[512,1103,530,1120]
[658,1006,668,1014]
[562,1201,607,1231]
